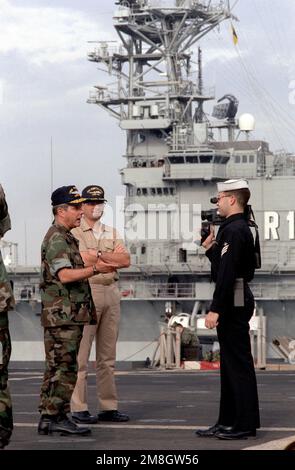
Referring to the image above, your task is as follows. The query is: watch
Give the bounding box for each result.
[92,265,98,275]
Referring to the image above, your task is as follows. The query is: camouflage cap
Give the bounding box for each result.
[82,185,107,202]
[51,186,86,206]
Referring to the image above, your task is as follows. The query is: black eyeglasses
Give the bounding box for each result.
[217,195,232,202]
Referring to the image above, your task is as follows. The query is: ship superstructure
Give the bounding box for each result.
[86,0,295,361]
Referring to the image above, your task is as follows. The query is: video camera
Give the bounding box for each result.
[200,199,261,269]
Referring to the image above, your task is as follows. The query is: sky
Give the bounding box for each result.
[0,0,295,265]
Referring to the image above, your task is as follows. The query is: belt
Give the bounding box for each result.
[234,278,244,307]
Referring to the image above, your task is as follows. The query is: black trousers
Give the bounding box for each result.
[216,292,260,431]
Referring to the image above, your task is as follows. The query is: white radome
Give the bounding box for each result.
[239,113,255,131]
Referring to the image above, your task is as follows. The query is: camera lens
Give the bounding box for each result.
[210,197,218,204]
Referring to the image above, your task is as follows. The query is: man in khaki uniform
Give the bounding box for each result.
[71,186,130,424]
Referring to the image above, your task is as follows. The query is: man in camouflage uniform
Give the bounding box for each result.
[38,186,115,436]
[0,185,15,450]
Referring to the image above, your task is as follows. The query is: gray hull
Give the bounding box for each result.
[8,299,295,363]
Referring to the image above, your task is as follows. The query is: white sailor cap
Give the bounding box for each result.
[217,179,249,192]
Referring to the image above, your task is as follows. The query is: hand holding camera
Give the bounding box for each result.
[201,224,216,250]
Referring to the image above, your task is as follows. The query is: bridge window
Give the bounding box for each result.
[169,156,185,164]
[186,156,199,163]
[199,155,213,163]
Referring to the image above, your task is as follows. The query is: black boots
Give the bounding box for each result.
[97,410,130,422]
[38,414,91,436]
[72,411,98,424]
[0,426,11,450]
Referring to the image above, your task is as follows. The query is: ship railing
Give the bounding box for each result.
[126,256,210,272]
[258,159,295,177]
[251,282,295,300]
[176,82,215,97]
[13,286,41,303]
[119,280,295,301]
[88,89,119,103]
[163,163,227,178]
[88,45,128,62]
[119,282,196,299]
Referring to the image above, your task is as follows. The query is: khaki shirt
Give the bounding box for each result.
[72,218,128,286]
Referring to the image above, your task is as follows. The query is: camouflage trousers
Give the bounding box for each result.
[0,312,13,445]
[39,325,83,416]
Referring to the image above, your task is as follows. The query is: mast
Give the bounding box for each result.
[88,0,234,155]
[194,46,204,123]
[87,0,236,263]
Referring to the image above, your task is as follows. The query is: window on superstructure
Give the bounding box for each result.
[130,245,137,255]
[249,155,255,163]
[199,155,212,163]
[187,156,199,163]
[242,155,248,163]
[169,156,184,164]
[235,155,241,163]
[127,187,133,197]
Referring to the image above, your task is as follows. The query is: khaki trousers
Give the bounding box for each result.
[71,283,121,412]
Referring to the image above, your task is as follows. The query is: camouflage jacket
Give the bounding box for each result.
[0,250,15,328]
[0,184,11,238]
[40,223,97,328]
[0,185,15,328]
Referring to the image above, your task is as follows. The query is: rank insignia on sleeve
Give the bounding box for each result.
[221,242,229,257]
